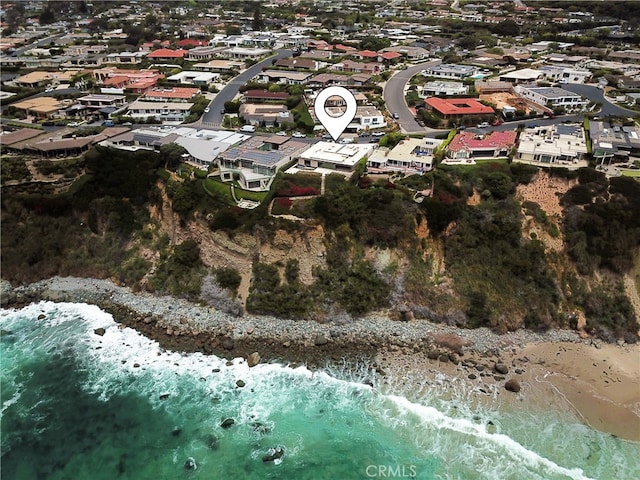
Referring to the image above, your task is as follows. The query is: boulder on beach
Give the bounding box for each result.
[494,363,509,375]
[247,352,261,367]
[236,379,246,388]
[505,379,521,393]
[94,328,106,336]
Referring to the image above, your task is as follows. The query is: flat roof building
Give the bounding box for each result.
[514,124,588,168]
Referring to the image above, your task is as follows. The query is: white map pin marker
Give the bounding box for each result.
[314,86,357,142]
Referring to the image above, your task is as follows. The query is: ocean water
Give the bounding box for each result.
[1,302,638,480]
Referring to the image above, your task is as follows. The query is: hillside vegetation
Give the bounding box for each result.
[1,146,639,342]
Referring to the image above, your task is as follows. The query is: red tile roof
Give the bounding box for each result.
[146,48,188,58]
[176,39,208,48]
[358,50,379,58]
[448,131,517,153]
[425,97,495,115]
[379,51,402,60]
[333,44,357,52]
[145,87,200,99]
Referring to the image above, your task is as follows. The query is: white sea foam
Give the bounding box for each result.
[1,302,629,479]
[387,395,594,480]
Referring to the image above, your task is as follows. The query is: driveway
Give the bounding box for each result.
[201,49,293,127]
[562,84,637,117]
[383,59,442,134]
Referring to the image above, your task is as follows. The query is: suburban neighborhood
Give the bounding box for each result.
[2,0,640,198]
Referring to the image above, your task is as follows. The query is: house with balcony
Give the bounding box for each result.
[514,85,588,111]
[127,100,194,124]
[367,137,441,173]
[218,136,309,191]
[444,131,517,164]
[589,121,640,165]
[239,104,292,127]
[420,81,469,97]
[514,124,588,168]
[144,87,201,102]
[258,70,312,85]
[146,48,188,61]
[104,51,147,65]
[166,71,219,86]
[297,142,374,175]
[186,46,226,61]
[422,63,480,80]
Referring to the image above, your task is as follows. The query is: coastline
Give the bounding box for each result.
[2,276,639,442]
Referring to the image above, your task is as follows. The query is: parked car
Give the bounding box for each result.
[102,120,114,127]
[321,133,332,140]
[292,132,306,138]
[42,121,55,126]
[275,131,287,136]
[204,107,210,113]
[67,122,79,127]
[359,131,371,137]
[371,131,386,137]
[239,125,256,133]
[338,137,354,144]
[393,112,400,119]
[477,122,490,128]
[121,122,132,126]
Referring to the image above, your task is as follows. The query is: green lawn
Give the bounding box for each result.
[620,168,640,178]
[202,177,268,203]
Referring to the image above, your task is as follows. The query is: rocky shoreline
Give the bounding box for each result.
[1,276,588,369]
[3,276,639,440]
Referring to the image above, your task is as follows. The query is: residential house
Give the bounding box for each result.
[381,45,430,61]
[424,97,494,121]
[444,131,517,164]
[219,47,271,60]
[538,65,592,84]
[103,126,248,166]
[127,100,194,124]
[514,124,588,168]
[589,121,640,164]
[166,71,219,86]
[218,136,309,190]
[420,81,469,97]
[146,48,188,61]
[105,51,147,64]
[10,96,65,119]
[422,64,480,80]
[242,90,289,103]
[258,70,312,85]
[307,73,372,88]
[367,137,441,173]
[239,104,292,127]
[274,57,322,71]
[297,142,374,175]
[192,59,244,72]
[515,86,588,111]
[186,46,226,61]
[144,87,201,102]
[499,68,544,84]
[332,60,382,75]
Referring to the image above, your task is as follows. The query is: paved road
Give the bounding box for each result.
[383,59,442,134]
[201,49,293,127]
[562,83,637,117]
[12,33,65,55]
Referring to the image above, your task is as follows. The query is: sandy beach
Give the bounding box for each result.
[2,276,639,442]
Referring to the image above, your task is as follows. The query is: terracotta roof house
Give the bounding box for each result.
[378,51,402,63]
[144,87,201,101]
[445,131,517,163]
[425,97,494,119]
[176,39,208,48]
[146,48,188,60]
[356,50,379,60]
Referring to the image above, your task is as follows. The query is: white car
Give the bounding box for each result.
[67,122,79,127]
[275,131,287,136]
[292,132,306,138]
[204,107,210,113]
[371,131,386,137]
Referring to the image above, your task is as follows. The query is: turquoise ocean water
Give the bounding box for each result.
[1,302,638,479]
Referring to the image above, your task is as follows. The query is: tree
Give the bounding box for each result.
[39,8,56,25]
[252,6,264,31]
[159,143,188,170]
